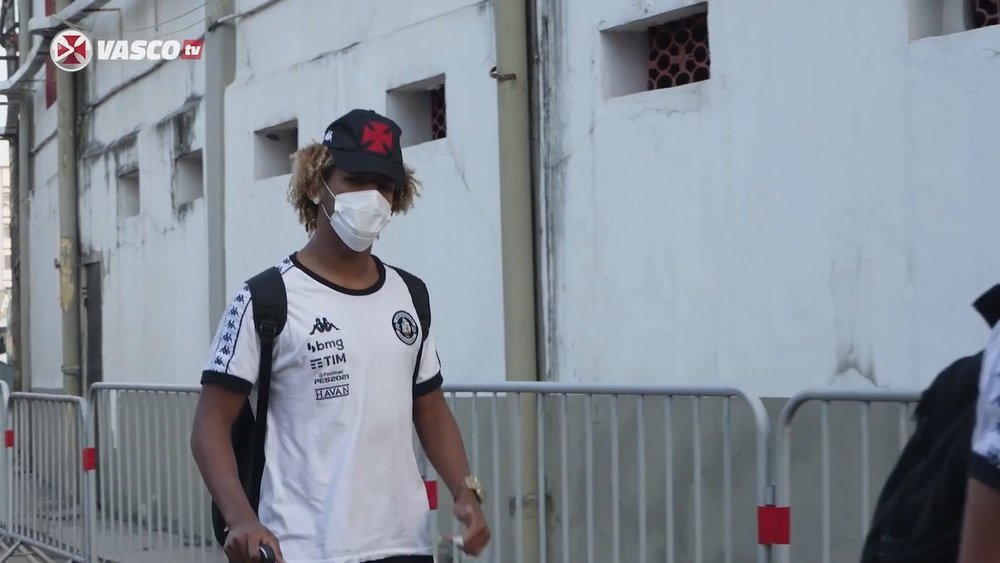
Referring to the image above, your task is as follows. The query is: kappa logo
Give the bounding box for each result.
[392,311,419,345]
[309,317,339,335]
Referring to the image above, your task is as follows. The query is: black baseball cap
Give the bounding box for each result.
[322,109,405,185]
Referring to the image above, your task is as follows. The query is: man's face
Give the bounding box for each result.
[322,168,396,208]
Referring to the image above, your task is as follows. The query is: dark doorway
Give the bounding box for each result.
[83,261,103,389]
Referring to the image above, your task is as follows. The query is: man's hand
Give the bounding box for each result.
[223,519,285,563]
[453,490,491,556]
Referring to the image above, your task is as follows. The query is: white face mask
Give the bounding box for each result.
[317,181,392,252]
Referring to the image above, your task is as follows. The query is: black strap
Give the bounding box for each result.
[392,266,431,385]
[244,266,287,510]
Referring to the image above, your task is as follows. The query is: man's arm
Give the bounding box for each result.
[959,477,1000,563]
[414,389,471,497]
[414,388,490,555]
[191,384,257,529]
[191,384,284,563]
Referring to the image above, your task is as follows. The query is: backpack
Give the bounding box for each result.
[860,285,1000,562]
[859,351,981,562]
[211,266,288,546]
[210,263,432,546]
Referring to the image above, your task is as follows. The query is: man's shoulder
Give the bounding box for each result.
[381,259,429,291]
[380,259,432,327]
[237,256,297,284]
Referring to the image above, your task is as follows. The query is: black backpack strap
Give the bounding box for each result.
[244,266,287,511]
[392,267,431,385]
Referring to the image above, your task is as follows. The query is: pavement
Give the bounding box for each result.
[1,525,226,563]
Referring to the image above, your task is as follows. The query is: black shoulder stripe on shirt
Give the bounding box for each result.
[387,265,434,387]
[201,370,253,394]
[389,265,431,342]
[414,373,444,398]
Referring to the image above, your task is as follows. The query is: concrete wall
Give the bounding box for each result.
[225,0,507,384]
[24,0,509,389]
[26,0,211,389]
[79,62,209,387]
[27,143,60,390]
[536,0,1000,397]
[25,0,998,393]
[12,1,999,559]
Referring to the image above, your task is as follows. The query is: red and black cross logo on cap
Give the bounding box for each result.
[361,121,395,155]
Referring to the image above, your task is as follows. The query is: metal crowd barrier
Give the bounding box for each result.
[3,381,932,563]
[1,392,95,562]
[434,382,772,563]
[772,388,922,563]
[0,381,7,537]
[88,383,221,563]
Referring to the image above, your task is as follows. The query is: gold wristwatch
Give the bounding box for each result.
[462,476,486,503]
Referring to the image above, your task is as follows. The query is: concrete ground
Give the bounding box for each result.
[0,528,225,563]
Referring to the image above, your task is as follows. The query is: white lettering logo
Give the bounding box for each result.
[97,40,185,61]
[183,42,202,58]
[53,34,201,69]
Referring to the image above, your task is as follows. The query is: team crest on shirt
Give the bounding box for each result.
[392,311,419,345]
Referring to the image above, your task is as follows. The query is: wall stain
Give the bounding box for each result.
[830,246,877,386]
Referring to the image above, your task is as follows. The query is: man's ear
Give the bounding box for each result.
[309,183,324,205]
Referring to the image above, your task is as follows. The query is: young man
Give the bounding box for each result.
[191,109,490,563]
[960,285,1000,563]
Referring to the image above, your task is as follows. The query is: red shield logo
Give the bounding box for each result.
[361,122,395,155]
[50,30,93,72]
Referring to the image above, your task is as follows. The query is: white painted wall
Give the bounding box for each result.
[27,145,60,390]
[21,0,998,396]
[26,0,210,388]
[225,0,506,383]
[537,0,1000,396]
[24,0,507,389]
[81,0,209,386]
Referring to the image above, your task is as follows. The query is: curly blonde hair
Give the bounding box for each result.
[288,143,421,233]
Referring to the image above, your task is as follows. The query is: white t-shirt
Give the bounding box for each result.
[202,254,442,563]
[971,323,1000,492]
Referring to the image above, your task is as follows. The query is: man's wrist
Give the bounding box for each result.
[226,505,261,529]
[452,475,485,503]
[455,487,479,503]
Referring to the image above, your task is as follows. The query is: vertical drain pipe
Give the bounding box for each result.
[56,0,81,396]
[205,0,237,330]
[494,0,541,560]
[13,0,33,391]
